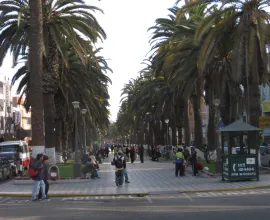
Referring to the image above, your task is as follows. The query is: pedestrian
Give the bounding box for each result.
[130,146,135,163]
[113,151,126,186]
[175,148,184,177]
[139,144,144,163]
[124,153,130,184]
[125,146,130,161]
[38,155,49,199]
[105,146,109,157]
[113,145,118,156]
[191,147,198,176]
[31,154,46,201]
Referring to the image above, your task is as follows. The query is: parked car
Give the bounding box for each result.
[0,141,30,176]
[0,157,12,180]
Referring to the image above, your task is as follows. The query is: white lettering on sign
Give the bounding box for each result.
[238,163,245,168]
[233,164,236,172]
[246,158,255,165]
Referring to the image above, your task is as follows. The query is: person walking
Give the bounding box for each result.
[31,154,46,201]
[139,144,144,163]
[113,151,126,186]
[191,147,198,176]
[113,145,118,156]
[130,146,135,163]
[38,155,49,199]
[175,148,184,177]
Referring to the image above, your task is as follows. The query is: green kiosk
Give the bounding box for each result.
[220,119,261,181]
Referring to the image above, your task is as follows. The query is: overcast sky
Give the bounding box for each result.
[0,0,179,121]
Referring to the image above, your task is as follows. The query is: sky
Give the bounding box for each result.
[91,0,178,121]
[0,0,178,121]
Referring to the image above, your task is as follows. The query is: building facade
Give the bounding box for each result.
[0,77,13,135]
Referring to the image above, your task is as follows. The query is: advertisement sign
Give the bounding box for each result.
[230,156,257,179]
[259,116,270,129]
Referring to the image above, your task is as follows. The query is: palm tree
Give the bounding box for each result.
[12,45,112,155]
[0,0,107,162]
[28,0,45,156]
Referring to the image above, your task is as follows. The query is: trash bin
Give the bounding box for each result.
[49,165,60,181]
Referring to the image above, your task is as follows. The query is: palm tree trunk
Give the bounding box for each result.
[249,82,260,127]
[43,36,59,164]
[183,97,190,146]
[29,0,45,158]
[207,81,216,151]
[178,127,182,145]
[171,106,177,146]
[43,93,56,163]
[153,121,161,145]
[62,120,68,151]
[192,81,203,150]
[54,119,62,162]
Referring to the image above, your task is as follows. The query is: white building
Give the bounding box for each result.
[0,76,13,135]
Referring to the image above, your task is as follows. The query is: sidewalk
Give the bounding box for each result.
[1,152,270,197]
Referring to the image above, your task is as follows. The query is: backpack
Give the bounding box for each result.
[28,166,38,178]
[115,156,124,169]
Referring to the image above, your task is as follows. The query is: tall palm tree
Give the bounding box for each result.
[29,0,45,156]
[0,0,107,162]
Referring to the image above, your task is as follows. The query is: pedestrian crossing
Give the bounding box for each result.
[193,189,270,198]
[62,195,140,201]
[0,189,269,204]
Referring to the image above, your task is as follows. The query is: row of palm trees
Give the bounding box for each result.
[114,0,270,151]
[0,0,111,161]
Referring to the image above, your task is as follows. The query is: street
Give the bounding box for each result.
[0,190,270,220]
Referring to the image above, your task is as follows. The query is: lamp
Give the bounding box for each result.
[81,109,87,154]
[72,101,80,109]
[213,99,220,107]
[81,109,87,115]
[72,101,80,177]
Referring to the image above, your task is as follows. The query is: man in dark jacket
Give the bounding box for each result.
[38,155,49,199]
[31,154,46,201]
[113,151,126,186]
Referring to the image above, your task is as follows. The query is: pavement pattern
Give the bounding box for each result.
[1,153,270,196]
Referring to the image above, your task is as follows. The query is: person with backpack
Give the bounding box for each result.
[175,148,185,177]
[31,154,47,201]
[38,155,49,199]
[113,151,126,186]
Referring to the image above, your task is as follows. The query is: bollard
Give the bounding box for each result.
[49,165,60,181]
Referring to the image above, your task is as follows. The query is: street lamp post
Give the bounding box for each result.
[72,101,81,177]
[165,119,169,146]
[213,98,221,173]
[81,109,87,154]
[99,132,101,149]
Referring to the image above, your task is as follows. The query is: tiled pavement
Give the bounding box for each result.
[1,153,270,195]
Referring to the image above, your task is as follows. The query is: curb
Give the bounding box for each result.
[0,192,149,198]
[179,185,270,193]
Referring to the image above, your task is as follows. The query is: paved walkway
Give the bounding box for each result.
[1,153,270,196]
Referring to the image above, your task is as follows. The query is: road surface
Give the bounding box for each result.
[0,190,270,220]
